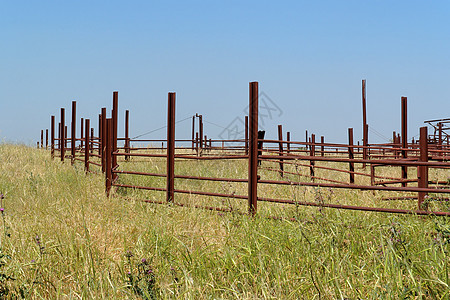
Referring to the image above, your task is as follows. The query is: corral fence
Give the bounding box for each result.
[40,82,450,217]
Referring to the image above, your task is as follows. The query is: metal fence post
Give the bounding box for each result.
[321,136,324,157]
[348,128,355,184]
[401,97,408,187]
[418,126,428,210]
[80,117,84,150]
[287,131,291,154]
[101,108,107,173]
[248,82,258,216]
[167,92,176,203]
[362,79,367,167]
[71,101,76,165]
[112,91,118,180]
[125,110,130,161]
[192,115,195,151]
[51,116,55,159]
[245,115,249,155]
[277,124,284,177]
[106,118,113,196]
[60,108,65,162]
[310,134,315,180]
[85,119,90,173]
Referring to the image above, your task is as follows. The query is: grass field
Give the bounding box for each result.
[0,144,449,299]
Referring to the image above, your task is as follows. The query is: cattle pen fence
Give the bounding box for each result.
[39,81,450,217]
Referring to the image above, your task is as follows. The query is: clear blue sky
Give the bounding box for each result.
[1,1,449,145]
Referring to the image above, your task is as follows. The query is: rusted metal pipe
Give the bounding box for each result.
[60,108,65,162]
[248,82,259,216]
[401,97,408,187]
[418,126,429,209]
[277,124,284,177]
[51,116,55,159]
[348,128,355,184]
[106,118,113,196]
[71,101,76,165]
[85,119,90,173]
[167,92,176,202]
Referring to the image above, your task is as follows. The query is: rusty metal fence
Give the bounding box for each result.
[41,82,450,217]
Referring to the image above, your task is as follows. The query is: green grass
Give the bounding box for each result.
[0,144,449,299]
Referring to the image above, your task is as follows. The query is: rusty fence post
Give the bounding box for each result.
[167,92,176,203]
[90,128,94,154]
[370,164,375,186]
[101,108,107,173]
[85,119,90,173]
[245,115,249,155]
[310,134,315,180]
[45,129,48,149]
[80,117,84,150]
[125,110,130,161]
[40,130,43,148]
[362,79,368,167]
[192,115,195,151]
[320,135,324,157]
[348,128,355,184]
[71,101,76,165]
[51,116,55,159]
[98,114,102,156]
[278,124,284,177]
[199,115,203,155]
[65,126,68,149]
[105,118,113,196]
[248,82,259,216]
[112,91,118,181]
[60,108,65,162]
[287,131,291,154]
[418,126,429,210]
[401,97,408,187]
[438,122,443,157]
[58,122,61,154]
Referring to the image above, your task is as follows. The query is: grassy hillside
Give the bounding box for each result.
[0,144,449,299]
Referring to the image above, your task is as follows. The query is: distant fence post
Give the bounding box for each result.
[192,115,195,151]
[101,108,107,173]
[125,110,130,161]
[167,92,176,203]
[362,79,368,167]
[401,97,408,187]
[248,82,258,216]
[45,129,48,149]
[85,119,90,173]
[90,128,94,154]
[348,128,355,184]
[286,132,291,154]
[245,116,249,155]
[98,114,102,156]
[71,101,76,165]
[199,115,203,155]
[80,117,84,150]
[40,130,43,149]
[418,126,429,210]
[320,136,324,157]
[112,92,118,181]
[60,108,65,162]
[105,118,113,196]
[310,134,315,180]
[277,124,284,177]
[51,116,55,159]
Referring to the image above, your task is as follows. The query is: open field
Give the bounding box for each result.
[0,144,449,299]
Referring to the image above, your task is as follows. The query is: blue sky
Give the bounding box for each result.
[1,1,449,145]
